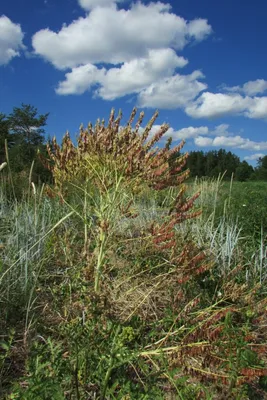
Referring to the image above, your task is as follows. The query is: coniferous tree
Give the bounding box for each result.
[235,160,254,181]
[7,104,50,178]
[0,104,51,183]
[256,156,267,180]
[186,150,254,180]
[8,104,48,146]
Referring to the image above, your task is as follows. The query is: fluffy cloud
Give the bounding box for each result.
[166,126,209,140]
[56,64,104,95]
[33,0,267,122]
[98,49,188,100]
[31,1,213,108]
[186,92,267,120]
[186,92,251,118]
[163,122,267,152]
[140,121,267,153]
[186,80,267,120]
[56,48,188,97]
[78,0,123,11]
[32,2,212,69]
[244,153,265,161]
[145,123,234,143]
[187,18,213,41]
[194,136,213,147]
[195,135,267,151]
[0,15,24,65]
[247,97,267,119]
[211,124,231,136]
[56,51,206,109]
[165,124,231,142]
[138,71,207,109]
[225,79,267,96]
[29,0,267,121]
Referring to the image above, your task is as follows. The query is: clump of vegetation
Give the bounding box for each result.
[0,108,266,399]
[44,108,200,292]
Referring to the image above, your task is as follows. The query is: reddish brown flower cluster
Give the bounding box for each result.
[42,108,192,194]
[167,299,267,390]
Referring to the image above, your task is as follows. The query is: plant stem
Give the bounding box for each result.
[94,225,107,293]
[4,139,16,201]
[74,344,80,400]
[84,184,88,255]
[101,326,120,400]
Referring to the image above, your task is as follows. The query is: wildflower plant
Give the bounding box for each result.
[44,108,200,292]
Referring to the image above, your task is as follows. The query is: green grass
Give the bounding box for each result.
[221,181,267,239]
[210,180,267,282]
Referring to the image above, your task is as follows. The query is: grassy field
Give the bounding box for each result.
[0,119,267,399]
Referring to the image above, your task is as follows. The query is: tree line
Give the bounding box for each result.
[1,104,267,184]
[186,149,267,181]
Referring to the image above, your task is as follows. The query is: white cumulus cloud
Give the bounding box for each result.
[164,122,267,152]
[138,70,207,109]
[170,124,232,141]
[244,153,265,161]
[56,63,105,95]
[140,121,267,153]
[98,49,188,100]
[29,1,267,121]
[211,124,231,136]
[224,79,267,96]
[186,92,252,119]
[147,123,234,143]
[56,49,188,98]
[187,18,213,41]
[246,97,267,119]
[0,15,25,65]
[31,1,213,108]
[195,135,267,151]
[32,2,212,69]
[194,136,213,147]
[166,126,209,140]
[78,0,124,11]
[186,92,267,120]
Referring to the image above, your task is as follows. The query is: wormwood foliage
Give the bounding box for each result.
[43,108,201,293]
[44,108,189,191]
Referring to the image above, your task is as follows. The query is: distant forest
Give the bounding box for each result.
[186,149,266,181]
[1,104,267,183]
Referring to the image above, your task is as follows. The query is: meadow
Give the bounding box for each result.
[0,109,267,399]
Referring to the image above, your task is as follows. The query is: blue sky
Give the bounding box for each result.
[1,0,267,164]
